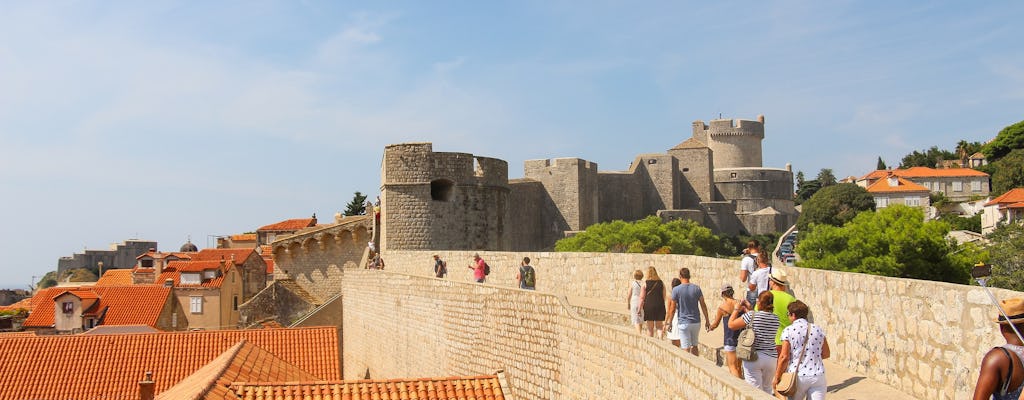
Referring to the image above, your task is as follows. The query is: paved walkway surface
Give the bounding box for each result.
[566,296,916,400]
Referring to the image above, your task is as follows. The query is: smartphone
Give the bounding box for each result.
[972,263,992,279]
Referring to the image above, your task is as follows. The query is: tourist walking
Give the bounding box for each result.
[665,278,683,347]
[639,266,667,338]
[468,254,487,283]
[708,284,743,378]
[433,254,447,278]
[665,267,710,356]
[729,291,780,394]
[773,300,830,400]
[516,257,536,290]
[626,269,645,335]
[973,298,1024,400]
[748,251,772,303]
[739,240,760,304]
[768,269,796,347]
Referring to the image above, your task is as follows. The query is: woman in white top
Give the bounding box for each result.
[625,269,644,334]
[665,278,683,346]
[774,300,830,400]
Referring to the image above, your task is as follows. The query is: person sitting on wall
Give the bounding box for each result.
[973,298,1024,400]
[468,253,486,283]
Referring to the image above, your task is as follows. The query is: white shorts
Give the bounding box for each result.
[678,322,701,348]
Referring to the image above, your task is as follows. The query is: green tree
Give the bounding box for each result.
[937,212,981,233]
[555,216,722,256]
[985,222,1024,291]
[796,183,875,231]
[343,191,369,216]
[37,271,58,289]
[983,120,1024,161]
[899,146,956,168]
[797,205,972,284]
[816,168,837,188]
[876,157,887,170]
[989,149,1024,197]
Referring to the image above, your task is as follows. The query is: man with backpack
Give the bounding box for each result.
[433,254,447,278]
[517,257,536,290]
[468,253,487,283]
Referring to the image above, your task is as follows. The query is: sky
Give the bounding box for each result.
[1,1,1022,289]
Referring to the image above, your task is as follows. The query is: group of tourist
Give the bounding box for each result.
[627,239,830,400]
[429,254,537,290]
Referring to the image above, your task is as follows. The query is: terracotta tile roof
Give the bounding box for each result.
[96,269,134,286]
[987,188,1024,206]
[157,339,320,400]
[191,248,256,266]
[82,325,160,335]
[0,326,340,400]
[137,251,192,261]
[0,298,31,312]
[229,375,506,400]
[860,167,989,181]
[257,218,317,232]
[1009,202,1024,209]
[171,260,228,273]
[866,175,930,194]
[23,286,172,329]
[230,233,257,241]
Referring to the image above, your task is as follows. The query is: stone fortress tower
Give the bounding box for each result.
[380,143,510,252]
[380,115,796,252]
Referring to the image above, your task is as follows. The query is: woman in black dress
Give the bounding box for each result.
[639,266,667,338]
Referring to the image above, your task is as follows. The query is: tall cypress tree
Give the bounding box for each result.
[344,191,369,216]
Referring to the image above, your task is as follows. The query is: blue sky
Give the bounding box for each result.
[1,1,1022,289]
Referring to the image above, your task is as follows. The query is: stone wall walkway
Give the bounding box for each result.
[565,295,917,400]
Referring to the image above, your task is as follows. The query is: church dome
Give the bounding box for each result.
[180,240,198,252]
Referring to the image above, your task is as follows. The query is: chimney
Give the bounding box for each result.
[138,371,155,400]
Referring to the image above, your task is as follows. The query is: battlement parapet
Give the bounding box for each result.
[692,118,765,139]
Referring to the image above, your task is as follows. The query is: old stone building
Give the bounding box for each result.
[380,115,795,252]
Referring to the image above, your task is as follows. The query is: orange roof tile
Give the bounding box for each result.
[96,269,134,286]
[0,326,340,400]
[229,375,506,400]
[170,260,227,273]
[23,286,173,329]
[0,298,31,312]
[156,339,320,400]
[257,218,317,232]
[191,248,256,266]
[866,175,930,194]
[231,233,257,241]
[897,166,988,178]
[264,258,274,274]
[987,188,1024,206]
[860,167,989,181]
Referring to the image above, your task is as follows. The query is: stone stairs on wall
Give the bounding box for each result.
[565,296,915,400]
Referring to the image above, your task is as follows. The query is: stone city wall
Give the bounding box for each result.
[272,222,369,303]
[340,269,770,400]
[382,250,1019,400]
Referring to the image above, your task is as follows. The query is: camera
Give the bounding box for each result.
[972,263,992,279]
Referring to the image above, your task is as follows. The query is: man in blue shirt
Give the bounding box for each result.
[666,267,710,356]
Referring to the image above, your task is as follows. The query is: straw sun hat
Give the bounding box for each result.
[997,298,1024,325]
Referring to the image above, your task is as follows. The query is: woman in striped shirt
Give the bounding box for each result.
[728,291,781,394]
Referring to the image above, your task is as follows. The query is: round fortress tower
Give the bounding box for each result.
[691,115,764,169]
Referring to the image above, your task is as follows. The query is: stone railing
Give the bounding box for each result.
[339,269,770,399]
[382,250,1020,399]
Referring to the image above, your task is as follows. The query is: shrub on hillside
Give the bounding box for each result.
[796,183,875,232]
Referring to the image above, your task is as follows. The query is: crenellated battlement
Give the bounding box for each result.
[692,116,765,139]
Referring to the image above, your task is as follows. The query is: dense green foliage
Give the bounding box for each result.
[794,168,837,204]
[555,216,722,256]
[983,120,1024,160]
[815,168,837,187]
[343,191,369,216]
[796,205,978,284]
[899,146,956,168]
[796,183,875,231]
[985,149,1024,197]
[876,157,887,170]
[937,212,981,233]
[985,222,1024,291]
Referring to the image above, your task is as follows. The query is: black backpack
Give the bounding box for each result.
[483,262,491,276]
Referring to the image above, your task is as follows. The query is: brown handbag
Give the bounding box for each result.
[776,323,812,397]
